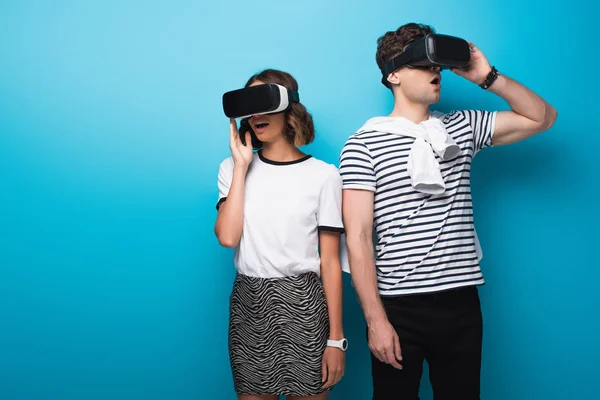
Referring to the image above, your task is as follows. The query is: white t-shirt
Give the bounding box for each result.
[217,150,344,278]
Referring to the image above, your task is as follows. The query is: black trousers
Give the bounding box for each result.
[371,286,483,400]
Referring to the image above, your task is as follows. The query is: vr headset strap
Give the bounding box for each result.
[383,47,414,77]
[288,89,300,103]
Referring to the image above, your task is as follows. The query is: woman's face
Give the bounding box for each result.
[246,80,287,144]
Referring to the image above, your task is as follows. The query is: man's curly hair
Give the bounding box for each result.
[376,23,435,89]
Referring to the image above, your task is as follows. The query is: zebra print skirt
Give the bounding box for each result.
[228,271,331,396]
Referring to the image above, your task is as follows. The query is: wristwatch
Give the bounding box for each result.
[327,338,348,351]
[480,66,499,90]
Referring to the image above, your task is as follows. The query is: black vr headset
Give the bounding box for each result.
[382,34,471,85]
[222,83,300,119]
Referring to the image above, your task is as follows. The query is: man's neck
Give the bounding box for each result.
[388,97,430,124]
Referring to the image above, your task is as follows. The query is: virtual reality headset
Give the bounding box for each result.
[383,34,471,82]
[222,83,300,119]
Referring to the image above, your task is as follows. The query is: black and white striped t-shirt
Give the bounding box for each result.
[339,110,496,296]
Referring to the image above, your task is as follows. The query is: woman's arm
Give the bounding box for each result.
[214,164,249,247]
[214,119,254,248]
[319,230,345,388]
[320,230,344,340]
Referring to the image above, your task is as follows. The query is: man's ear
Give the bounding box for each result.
[387,70,401,86]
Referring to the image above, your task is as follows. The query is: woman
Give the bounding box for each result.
[215,69,346,400]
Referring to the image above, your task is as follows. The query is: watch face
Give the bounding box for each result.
[341,339,348,351]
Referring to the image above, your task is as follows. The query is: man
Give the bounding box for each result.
[339,23,557,399]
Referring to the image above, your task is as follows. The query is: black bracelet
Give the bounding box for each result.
[479,66,499,90]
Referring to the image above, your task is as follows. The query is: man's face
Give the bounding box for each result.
[390,65,442,105]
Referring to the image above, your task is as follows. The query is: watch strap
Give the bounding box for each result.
[479,66,499,90]
[327,338,348,351]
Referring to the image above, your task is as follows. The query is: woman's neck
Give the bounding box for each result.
[260,140,304,162]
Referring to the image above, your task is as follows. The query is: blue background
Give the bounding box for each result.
[1,0,597,399]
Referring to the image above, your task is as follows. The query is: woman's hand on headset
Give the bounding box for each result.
[229,118,253,169]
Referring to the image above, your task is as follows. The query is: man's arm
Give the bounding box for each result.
[342,189,382,323]
[342,188,402,369]
[452,42,557,146]
[489,74,557,146]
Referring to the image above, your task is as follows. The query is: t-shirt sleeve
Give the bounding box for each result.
[463,110,497,154]
[317,166,344,233]
[216,157,234,210]
[338,136,376,191]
